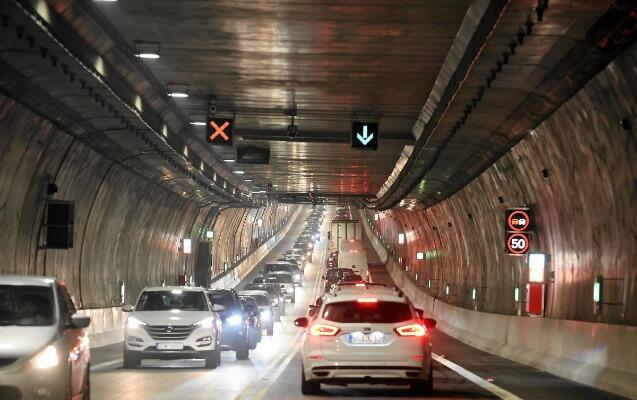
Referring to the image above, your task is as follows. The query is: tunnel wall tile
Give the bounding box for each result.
[367,43,637,325]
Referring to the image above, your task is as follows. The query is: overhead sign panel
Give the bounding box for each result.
[352,122,378,150]
[207,117,233,146]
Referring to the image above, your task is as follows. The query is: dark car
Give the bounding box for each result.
[238,290,275,335]
[263,262,303,286]
[323,268,355,293]
[206,289,251,359]
[238,296,262,349]
[243,283,286,318]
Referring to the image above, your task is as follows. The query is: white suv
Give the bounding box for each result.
[294,286,436,395]
[123,286,222,369]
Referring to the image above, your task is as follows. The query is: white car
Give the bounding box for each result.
[0,275,91,400]
[123,286,222,369]
[295,286,436,395]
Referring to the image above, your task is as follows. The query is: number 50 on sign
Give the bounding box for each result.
[506,232,530,255]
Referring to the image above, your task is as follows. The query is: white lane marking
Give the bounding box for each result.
[432,353,524,400]
[91,358,123,370]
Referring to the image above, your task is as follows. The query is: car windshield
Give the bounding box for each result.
[0,285,55,326]
[326,269,351,280]
[266,275,293,284]
[322,301,412,323]
[265,265,293,273]
[136,290,208,311]
[250,295,269,306]
[207,291,239,310]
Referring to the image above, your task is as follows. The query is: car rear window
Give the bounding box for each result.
[0,285,55,326]
[250,295,269,306]
[322,301,413,323]
[266,275,293,284]
[207,291,239,310]
[136,290,208,311]
[265,265,292,273]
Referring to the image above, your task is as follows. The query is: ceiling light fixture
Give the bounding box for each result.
[234,171,245,174]
[190,121,206,126]
[166,83,189,98]
[223,159,235,162]
[133,40,160,59]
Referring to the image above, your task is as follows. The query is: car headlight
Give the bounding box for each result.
[194,317,215,329]
[31,345,59,369]
[226,314,243,325]
[294,273,301,280]
[287,287,294,294]
[126,316,147,329]
[260,310,271,320]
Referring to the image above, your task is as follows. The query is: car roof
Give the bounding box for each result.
[0,275,56,286]
[324,286,406,304]
[237,290,268,297]
[143,286,206,292]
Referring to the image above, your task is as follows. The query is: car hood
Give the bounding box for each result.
[129,311,212,326]
[0,326,57,358]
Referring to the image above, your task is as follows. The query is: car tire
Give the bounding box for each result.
[249,332,258,350]
[267,325,274,336]
[82,368,90,400]
[301,367,321,394]
[291,296,296,304]
[205,346,221,369]
[235,339,250,360]
[409,366,433,395]
[123,350,141,368]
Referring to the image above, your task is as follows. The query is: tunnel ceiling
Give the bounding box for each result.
[89,0,471,199]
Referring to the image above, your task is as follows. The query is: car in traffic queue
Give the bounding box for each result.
[123,286,221,368]
[237,295,262,349]
[263,262,303,286]
[294,285,437,395]
[205,289,251,360]
[0,275,91,400]
[293,241,313,262]
[264,271,296,303]
[281,251,306,271]
[243,283,286,319]
[322,267,356,293]
[238,290,275,335]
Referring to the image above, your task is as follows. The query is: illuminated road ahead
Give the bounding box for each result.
[87,211,623,400]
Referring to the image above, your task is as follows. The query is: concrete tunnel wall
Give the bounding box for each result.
[0,92,297,312]
[364,41,637,326]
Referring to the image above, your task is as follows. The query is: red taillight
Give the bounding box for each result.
[395,324,426,337]
[309,324,340,336]
[357,298,378,303]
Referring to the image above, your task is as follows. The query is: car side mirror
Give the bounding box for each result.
[212,304,226,312]
[122,304,134,312]
[423,318,437,329]
[308,304,315,309]
[294,317,308,328]
[415,308,424,319]
[69,313,91,329]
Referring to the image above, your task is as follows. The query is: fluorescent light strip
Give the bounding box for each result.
[168,92,188,98]
[190,121,206,126]
[136,53,159,59]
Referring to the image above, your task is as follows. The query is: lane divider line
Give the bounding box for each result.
[432,353,524,400]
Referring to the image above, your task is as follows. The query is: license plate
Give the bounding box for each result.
[347,332,385,345]
[156,342,183,350]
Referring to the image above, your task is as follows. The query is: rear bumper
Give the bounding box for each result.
[303,361,432,383]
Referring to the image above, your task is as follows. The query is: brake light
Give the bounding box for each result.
[395,324,426,337]
[309,324,340,336]
[357,298,378,303]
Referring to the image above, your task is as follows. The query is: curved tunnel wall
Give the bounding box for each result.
[366,42,637,325]
[0,93,295,309]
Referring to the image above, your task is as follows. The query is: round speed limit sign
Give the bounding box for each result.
[506,232,529,255]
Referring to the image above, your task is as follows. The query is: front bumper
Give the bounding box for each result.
[219,323,246,349]
[125,325,218,357]
[0,359,67,400]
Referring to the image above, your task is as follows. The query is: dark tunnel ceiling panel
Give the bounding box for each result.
[93,0,471,198]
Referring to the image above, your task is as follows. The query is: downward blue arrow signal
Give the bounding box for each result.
[356,125,374,145]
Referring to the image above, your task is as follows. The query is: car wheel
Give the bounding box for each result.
[235,339,250,360]
[123,350,141,369]
[301,367,321,394]
[291,296,296,304]
[267,325,274,336]
[205,346,221,369]
[249,331,258,350]
[409,366,433,395]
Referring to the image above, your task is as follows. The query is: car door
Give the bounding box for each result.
[56,283,89,398]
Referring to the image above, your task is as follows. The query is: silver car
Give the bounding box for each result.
[0,275,91,400]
